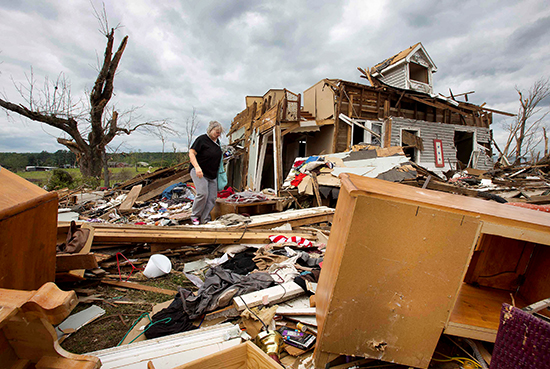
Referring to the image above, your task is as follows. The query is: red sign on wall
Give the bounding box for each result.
[433,139,445,167]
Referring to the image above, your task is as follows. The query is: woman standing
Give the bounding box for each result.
[189,121,223,225]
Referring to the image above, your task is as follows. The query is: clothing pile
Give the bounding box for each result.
[144,239,323,339]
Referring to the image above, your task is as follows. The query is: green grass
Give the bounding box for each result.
[15,166,160,188]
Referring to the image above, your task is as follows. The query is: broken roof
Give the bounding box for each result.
[370,42,437,76]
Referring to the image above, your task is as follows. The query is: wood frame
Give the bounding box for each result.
[171,341,281,369]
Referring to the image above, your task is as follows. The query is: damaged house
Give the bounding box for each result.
[227,42,510,192]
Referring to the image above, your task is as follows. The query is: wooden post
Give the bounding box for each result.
[384,99,390,118]
[274,125,283,194]
[376,91,381,119]
[332,87,344,153]
[254,135,268,191]
[311,173,322,207]
[383,118,392,148]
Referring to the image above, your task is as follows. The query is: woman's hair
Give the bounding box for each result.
[207,120,224,135]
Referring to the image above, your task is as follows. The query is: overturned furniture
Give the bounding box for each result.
[0,282,100,368]
[0,166,58,290]
[314,173,550,368]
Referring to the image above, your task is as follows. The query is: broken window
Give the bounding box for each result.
[409,62,429,84]
[352,121,382,146]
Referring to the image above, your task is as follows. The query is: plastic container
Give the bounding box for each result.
[143,254,172,278]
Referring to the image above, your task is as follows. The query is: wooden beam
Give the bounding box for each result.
[119,185,142,213]
[56,253,98,272]
[407,94,467,117]
[383,118,392,148]
[480,106,516,117]
[90,227,316,246]
[311,173,322,207]
[233,281,304,311]
[100,280,178,296]
[137,174,191,202]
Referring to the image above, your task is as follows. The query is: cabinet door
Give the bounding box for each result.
[315,195,481,368]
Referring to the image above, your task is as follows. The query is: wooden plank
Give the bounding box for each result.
[383,118,392,148]
[91,228,315,246]
[139,170,188,197]
[56,254,98,272]
[100,280,177,296]
[519,244,550,315]
[310,173,322,207]
[444,322,497,343]
[233,282,304,311]
[275,124,283,193]
[113,161,190,191]
[225,207,334,229]
[276,307,316,316]
[137,174,191,202]
[447,283,526,342]
[344,174,550,237]
[119,185,142,213]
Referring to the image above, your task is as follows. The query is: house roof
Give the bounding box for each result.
[370,42,437,76]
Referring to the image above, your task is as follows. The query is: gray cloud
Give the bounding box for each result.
[507,16,550,51]
[1,0,550,155]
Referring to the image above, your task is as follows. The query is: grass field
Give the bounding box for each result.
[15,166,160,188]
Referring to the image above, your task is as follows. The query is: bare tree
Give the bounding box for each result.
[185,107,200,152]
[500,78,550,165]
[0,7,173,178]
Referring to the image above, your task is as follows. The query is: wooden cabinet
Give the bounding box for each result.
[0,167,58,290]
[314,173,550,368]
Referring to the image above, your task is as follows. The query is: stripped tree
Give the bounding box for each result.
[0,8,173,179]
[185,107,200,152]
[500,78,550,165]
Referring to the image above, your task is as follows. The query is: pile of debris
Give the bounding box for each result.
[2,152,550,369]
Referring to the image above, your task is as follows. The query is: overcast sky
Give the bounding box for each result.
[1,0,549,155]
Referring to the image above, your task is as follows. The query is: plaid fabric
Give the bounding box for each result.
[490,303,550,369]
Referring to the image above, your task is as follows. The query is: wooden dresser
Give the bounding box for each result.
[314,173,550,368]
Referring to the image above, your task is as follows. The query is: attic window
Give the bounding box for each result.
[409,63,429,84]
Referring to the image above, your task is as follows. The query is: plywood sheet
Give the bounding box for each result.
[316,196,480,368]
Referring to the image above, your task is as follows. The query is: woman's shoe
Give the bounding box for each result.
[191,217,200,225]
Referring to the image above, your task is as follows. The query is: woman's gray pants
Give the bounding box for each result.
[190,168,218,223]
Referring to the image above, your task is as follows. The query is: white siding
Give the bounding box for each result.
[390,117,493,172]
[379,64,407,89]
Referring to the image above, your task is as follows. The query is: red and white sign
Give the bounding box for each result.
[433,139,445,167]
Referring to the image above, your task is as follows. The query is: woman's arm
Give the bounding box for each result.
[189,149,203,178]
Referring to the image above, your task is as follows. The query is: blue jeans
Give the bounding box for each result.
[190,168,218,223]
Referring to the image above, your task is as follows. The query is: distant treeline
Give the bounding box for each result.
[0,150,189,172]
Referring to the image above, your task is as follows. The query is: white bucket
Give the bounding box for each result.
[143,254,172,278]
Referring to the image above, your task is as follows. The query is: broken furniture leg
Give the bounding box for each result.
[0,282,101,369]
